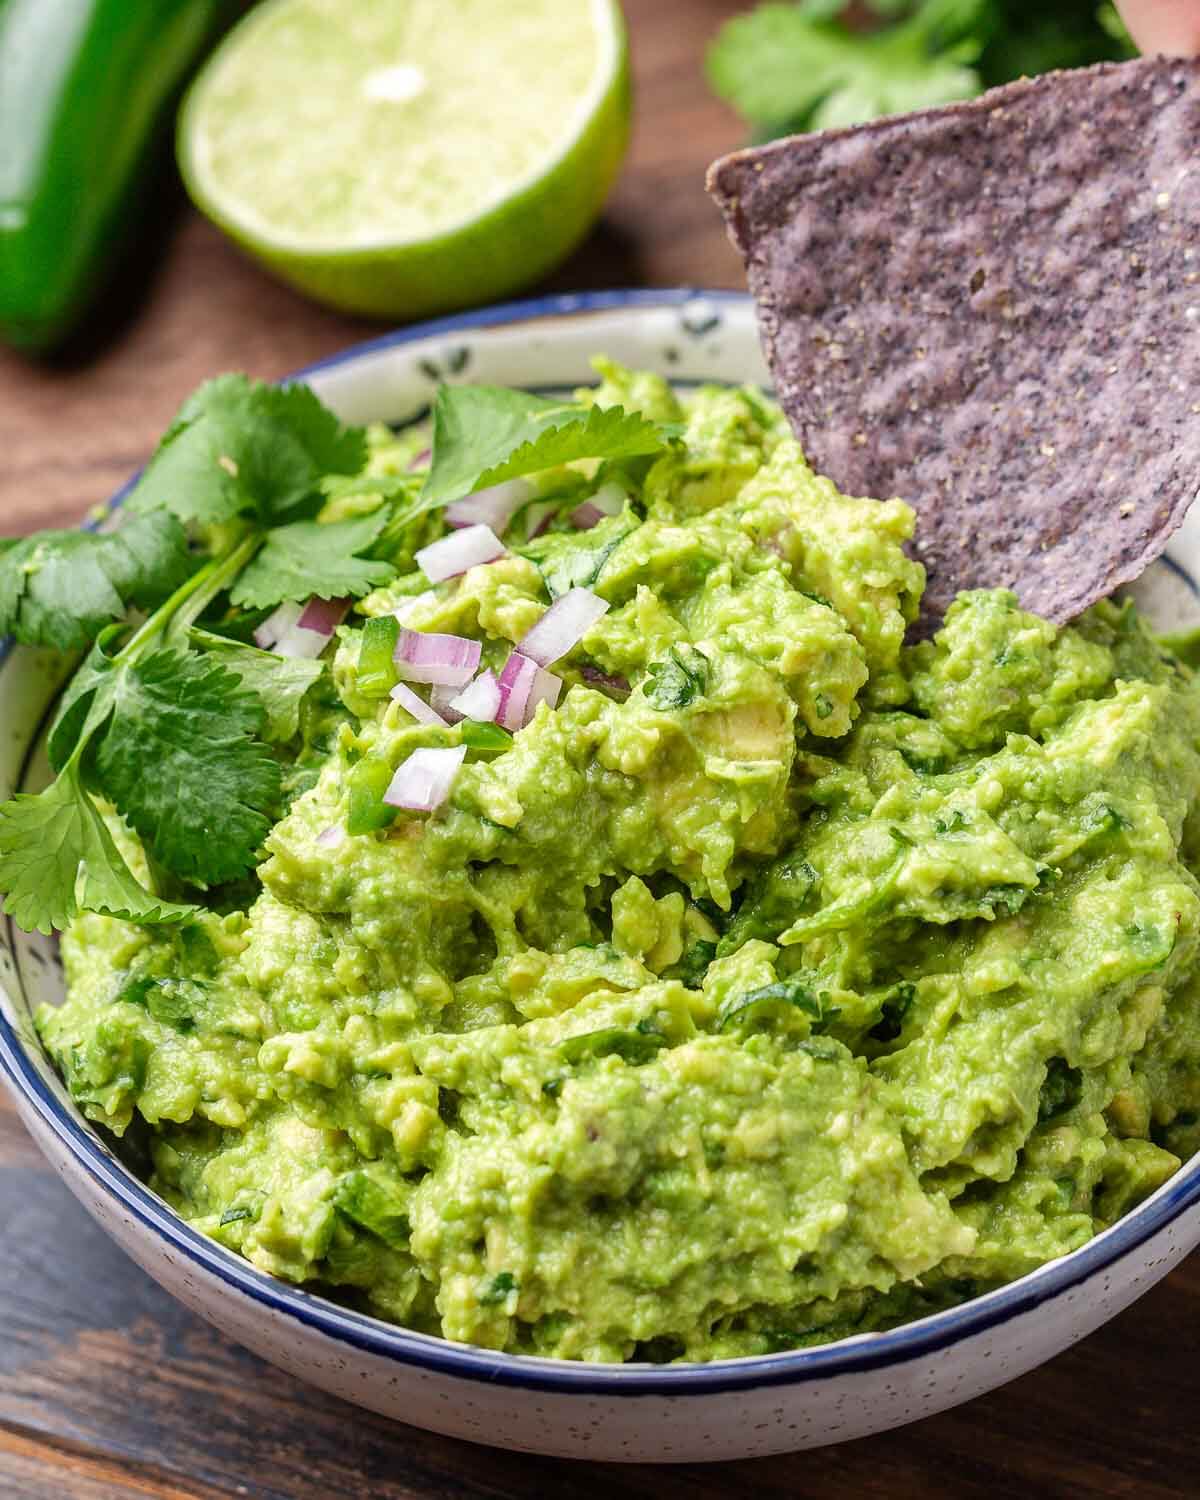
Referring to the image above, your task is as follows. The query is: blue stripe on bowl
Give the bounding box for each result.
[1160,553,1200,600]
[2,287,1199,1397]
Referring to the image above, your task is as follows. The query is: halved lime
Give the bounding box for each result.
[178,0,631,320]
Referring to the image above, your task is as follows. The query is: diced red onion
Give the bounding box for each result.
[298,596,351,635]
[407,447,431,471]
[389,681,449,726]
[449,670,501,723]
[254,600,302,649]
[497,652,561,731]
[383,746,466,812]
[393,629,481,686]
[526,666,562,718]
[416,524,506,582]
[518,587,610,668]
[316,824,343,848]
[571,503,603,531]
[258,595,349,659]
[571,481,626,531]
[392,590,436,623]
[445,479,533,533]
[580,664,631,699]
[273,622,334,660]
[496,652,536,730]
[430,683,464,723]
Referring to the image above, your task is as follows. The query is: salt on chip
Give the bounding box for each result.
[707,58,1200,628]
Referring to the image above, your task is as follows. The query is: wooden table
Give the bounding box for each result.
[1,2,1197,1494]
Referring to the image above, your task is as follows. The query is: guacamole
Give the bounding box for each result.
[39,363,1200,1362]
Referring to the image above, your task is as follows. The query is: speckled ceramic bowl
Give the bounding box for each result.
[2,290,1200,1462]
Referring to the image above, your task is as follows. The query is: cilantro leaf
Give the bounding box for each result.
[718,977,840,1034]
[0,514,192,651]
[671,939,717,988]
[645,646,710,710]
[46,626,125,772]
[95,513,195,612]
[230,510,393,610]
[707,0,986,138]
[91,649,280,886]
[559,1026,669,1065]
[0,765,194,935]
[1038,1056,1084,1122]
[520,512,641,599]
[869,981,915,1043]
[0,539,22,628]
[332,1171,410,1249]
[979,0,1135,84]
[422,385,672,505]
[479,1271,518,1306]
[708,0,1135,142]
[716,852,819,957]
[188,628,323,742]
[129,375,367,528]
[219,1205,256,1226]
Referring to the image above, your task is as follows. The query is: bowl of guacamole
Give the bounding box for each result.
[1,291,1199,1460]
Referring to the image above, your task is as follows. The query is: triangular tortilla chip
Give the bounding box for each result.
[708,58,1200,627]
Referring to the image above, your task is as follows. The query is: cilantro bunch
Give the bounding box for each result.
[708,0,1135,142]
[0,373,675,934]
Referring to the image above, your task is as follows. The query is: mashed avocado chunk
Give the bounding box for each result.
[39,364,1200,1361]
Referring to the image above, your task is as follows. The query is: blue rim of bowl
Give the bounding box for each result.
[1,286,1198,1398]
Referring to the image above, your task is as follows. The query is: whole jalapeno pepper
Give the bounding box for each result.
[0,0,240,353]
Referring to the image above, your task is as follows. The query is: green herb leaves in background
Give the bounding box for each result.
[708,0,983,137]
[708,0,1135,142]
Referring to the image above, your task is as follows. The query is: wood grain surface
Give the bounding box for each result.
[0,2,1198,1495]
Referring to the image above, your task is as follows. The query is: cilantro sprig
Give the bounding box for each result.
[707,0,1135,142]
[0,542,267,933]
[421,385,676,505]
[0,373,379,934]
[128,374,367,529]
[187,630,323,744]
[230,510,394,609]
[0,370,679,934]
[0,762,195,934]
[0,512,192,650]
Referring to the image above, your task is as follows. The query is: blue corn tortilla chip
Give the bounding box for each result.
[708,58,1200,628]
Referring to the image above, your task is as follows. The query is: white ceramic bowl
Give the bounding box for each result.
[2,289,1200,1463]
